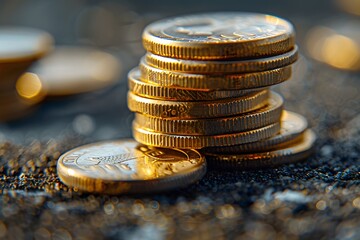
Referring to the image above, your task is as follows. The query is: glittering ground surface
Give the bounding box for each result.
[1,2,360,239]
[0,59,359,240]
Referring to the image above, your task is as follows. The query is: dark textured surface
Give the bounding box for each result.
[0,1,360,239]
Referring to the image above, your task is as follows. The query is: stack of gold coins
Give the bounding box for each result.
[127,12,316,170]
[0,27,53,121]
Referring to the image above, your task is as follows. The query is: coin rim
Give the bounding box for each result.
[145,46,298,74]
[142,12,295,59]
[133,122,281,148]
[201,110,308,153]
[134,91,283,135]
[127,89,269,119]
[140,60,292,90]
[57,139,207,194]
[128,68,261,100]
[204,129,316,169]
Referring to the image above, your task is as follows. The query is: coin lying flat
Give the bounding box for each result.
[140,60,292,90]
[145,46,298,74]
[0,27,53,63]
[204,129,316,169]
[57,139,206,194]
[133,121,280,149]
[202,111,307,153]
[31,46,121,96]
[128,90,268,119]
[134,91,283,135]
[143,12,295,60]
[128,68,260,101]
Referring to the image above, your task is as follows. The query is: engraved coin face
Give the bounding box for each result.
[153,13,292,42]
[143,12,295,59]
[0,27,53,62]
[57,139,206,194]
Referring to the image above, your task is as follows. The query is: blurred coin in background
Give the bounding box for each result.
[0,27,53,62]
[0,27,53,93]
[31,46,122,97]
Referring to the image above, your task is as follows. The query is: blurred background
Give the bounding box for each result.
[1,1,360,239]
[0,0,359,144]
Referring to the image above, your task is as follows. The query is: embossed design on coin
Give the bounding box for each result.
[143,12,295,59]
[160,14,291,42]
[57,140,206,194]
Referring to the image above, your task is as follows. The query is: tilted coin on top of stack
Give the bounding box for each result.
[128,12,316,169]
[57,12,316,195]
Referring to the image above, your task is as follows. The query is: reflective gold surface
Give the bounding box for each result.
[127,90,269,119]
[145,46,298,74]
[204,129,316,169]
[202,110,308,153]
[128,68,260,100]
[133,121,281,149]
[140,60,293,90]
[57,139,206,194]
[134,92,283,135]
[143,12,295,59]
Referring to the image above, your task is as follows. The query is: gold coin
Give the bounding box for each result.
[127,90,268,119]
[133,121,281,149]
[0,27,53,63]
[140,60,292,90]
[32,46,121,97]
[57,139,206,194]
[134,91,283,135]
[145,46,298,74]
[128,68,260,101]
[0,28,53,92]
[143,12,295,60]
[204,129,316,169]
[202,111,308,153]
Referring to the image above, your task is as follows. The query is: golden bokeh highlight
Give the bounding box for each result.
[15,73,45,101]
[322,35,360,70]
[306,26,360,71]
